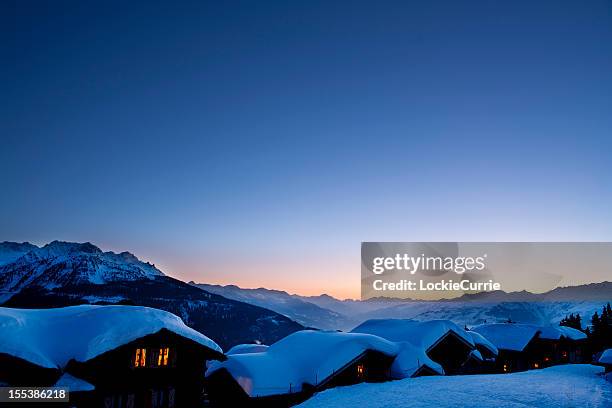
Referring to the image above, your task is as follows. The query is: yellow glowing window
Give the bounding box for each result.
[357,364,364,377]
[158,348,170,366]
[503,363,509,373]
[134,348,147,367]
[533,362,540,369]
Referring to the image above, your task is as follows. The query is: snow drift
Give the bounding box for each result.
[298,364,611,408]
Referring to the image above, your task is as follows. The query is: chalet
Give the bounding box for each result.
[471,323,587,373]
[597,349,612,373]
[552,326,588,364]
[0,305,224,408]
[205,330,398,406]
[351,319,479,376]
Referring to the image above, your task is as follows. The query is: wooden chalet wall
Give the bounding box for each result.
[67,329,223,408]
[426,331,474,375]
[494,336,587,374]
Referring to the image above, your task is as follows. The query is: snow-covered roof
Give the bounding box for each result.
[554,326,587,341]
[472,323,586,352]
[389,342,443,378]
[351,319,475,352]
[206,330,398,397]
[471,324,539,352]
[599,349,612,365]
[350,319,477,378]
[0,305,222,369]
[467,331,499,356]
[227,344,269,355]
[54,373,95,392]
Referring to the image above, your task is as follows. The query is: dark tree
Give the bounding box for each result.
[588,304,612,353]
[560,313,582,331]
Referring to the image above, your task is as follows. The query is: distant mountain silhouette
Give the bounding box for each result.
[449,282,612,302]
[191,281,612,331]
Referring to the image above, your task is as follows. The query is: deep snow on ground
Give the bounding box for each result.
[299,365,611,408]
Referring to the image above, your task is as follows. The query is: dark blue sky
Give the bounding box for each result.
[2,1,612,297]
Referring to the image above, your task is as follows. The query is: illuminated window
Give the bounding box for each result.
[503,363,509,373]
[533,362,540,369]
[157,348,170,367]
[134,348,147,367]
[356,364,365,378]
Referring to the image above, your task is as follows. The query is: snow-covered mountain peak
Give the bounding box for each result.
[117,251,139,263]
[39,241,103,257]
[0,241,37,252]
[0,241,38,265]
[0,241,164,293]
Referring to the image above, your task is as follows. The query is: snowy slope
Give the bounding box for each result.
[0,305,222,369]
[0,241,164,293]
[354,300,607,330]
[299,365,611,408]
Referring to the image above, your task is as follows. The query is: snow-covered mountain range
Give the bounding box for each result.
[194,281,612,331]
[0,241,164,295]
[1,240,610,342]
